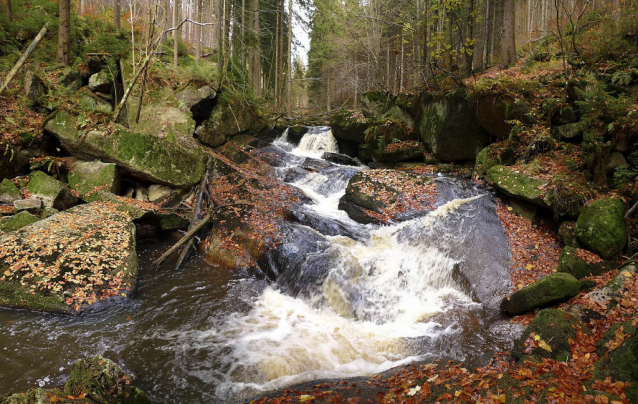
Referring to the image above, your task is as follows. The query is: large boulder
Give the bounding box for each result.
[500,272,581,315]
[416,91,489,161]
[0,211,39,234]
[176,85,217,122]
[475,95,536,139]
[26,171,78,211]
[485,166,549,207]
[574,198,627,259]
[88,70,113,93]
[194,101,267,147]
[330,109,369,143]
[475,143,515,176]
[24,71,48,104]
[512,309,579,361]
[557,246,611,279]
[0,202,138,314]
[339,169,437,224]
[68,160,121,199]
[0,146,32,181]
[44,112,206,188]
[593,321,638,401]
[0,178,21,204]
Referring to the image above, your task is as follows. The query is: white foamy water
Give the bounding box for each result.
[292,126,339,158]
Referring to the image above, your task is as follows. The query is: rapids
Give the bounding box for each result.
[0,127,520,403]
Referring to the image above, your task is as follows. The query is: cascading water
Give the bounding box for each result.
[0,127,518,404]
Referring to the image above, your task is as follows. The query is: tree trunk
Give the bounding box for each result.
[174,0,180,68]
[286,0,292,117]
[500,0,516,67]
[114,0,121,30]
[6,0,12,22]
[56,0,71,65]
[196,0,202,60]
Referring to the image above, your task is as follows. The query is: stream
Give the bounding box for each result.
[0,127,521,403]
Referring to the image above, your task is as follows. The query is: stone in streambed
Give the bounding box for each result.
[500,272,581,315]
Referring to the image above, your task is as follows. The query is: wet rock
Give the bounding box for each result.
[0,202,138,314]
[68,160,120,199]
[13,199,41,214]
[416,91,488,161]
[302,157,332,172]
[26,171,78,211]
[551,120,586,141]
[512,309,579,361]
[485,166,549,208]
[88,70,113,93]
[501,273,581,315]
[322,152,359,166]
[475,95,536,139]
[330,109,369,143]
[44,112,206,188]
[283,167,309,183]
[0,179,21,204]
[557,246,611,279]
[574,197,626,259]
[0,211,39,234]
[23,71,47,104]
[285,125,310,144]
[64,356,151,403]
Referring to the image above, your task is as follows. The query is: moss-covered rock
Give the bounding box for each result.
[593,321,638,402]
[416,91,489,161]
[26,171,78,211]
[88,70,113,93]
[485,166,549,207]
[63,356,150,403]
[0,203,138,314]
[512,309,579,361]
[574,198,627,259]
[330,109,369,143]
[0,179,21,204]
[501,272,581,315]
[558,221,581,248]
[79,92,113,113]
[68,160,121,199]
[475,95,536,139]
[475,143,515,176]
[557,246,611,279]
[194,101,267,147]
[372,141,424,164]
[551,120,587,141]
[0,211,39,234]
[44,112,206,188]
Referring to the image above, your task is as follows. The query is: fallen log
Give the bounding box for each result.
[0,24,48,96]
[153,215,211,268]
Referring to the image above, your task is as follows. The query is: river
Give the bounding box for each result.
[0,127,520,403]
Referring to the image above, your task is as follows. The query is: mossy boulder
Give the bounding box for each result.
[485,166,549,207]
[0,202,138,314]
[557,246,611,280]
[79,92,113,113]
[44,112,206,188]
[551,120,587,141]
[23,71,48,105]
[574,198,627,259]
[194,102,267,147]
[26,171,78,211]
[63,356,150,403]
[512,309,579,361]
[68,160,121,199]
[475,95,536,139]
[501,272,581,315]
[558,221,581,248]
[416,91,489,161]
[475,143,515,176]
[372,141,424,164]
[593,321,638,402]
[128,102,196,144]
[0,211,39,234]
[330,109,369,143]
[0,179,21,204]
[88,71,113,93]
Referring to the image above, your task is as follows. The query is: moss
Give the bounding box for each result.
[68,161,119,199]
[575,198,627,258]
[485,166,549,207]
[557,246,611,279]
[0,211,39,234]
[0,178,21,200]
[0,279,67,314]
[26,171,77,210]
[594,322,638,402]
[558,221,581,248]
[512,309,579,361]
[501,273,581,315]
[475,143,515,176]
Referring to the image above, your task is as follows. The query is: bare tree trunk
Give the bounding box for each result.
[196,0,202,60]
[174,0,180,68]
[501,0,516,67]
[274,0,280,108]
[0,25,48,95]
[114,0,121,30]
[6,0,12,22]
[56,0,71,65]
[241,0,246,66]
[286,0,292,117]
